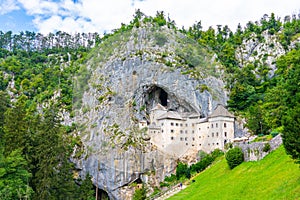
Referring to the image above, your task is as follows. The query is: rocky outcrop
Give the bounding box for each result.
[235,31,286,77]
[72,24,228,199]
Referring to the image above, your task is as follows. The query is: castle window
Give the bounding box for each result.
[180,137,183,141]
[217,143,219,145]
[180,130,183,134]
[162,130,164,133]
[207,135,209,137]
[171,136,174,140]
[224,123,227,128]
[185,130,188,134]
[199,136,201,138]
[161,123,164,126]
[199,128,201,130]
[211,124,213,128]
[180,123,183,127]
[192,144,195,146]
[212,143,214,145]
[186,143,188,146]
[185,137,188,141]
[225,132,227,137]
[154,131,156,134]
[208,143,210,146]
[212,132,214,137]
[171,122,174,126]
[199,144,202,146]
[216,123,218,128]
[176,123,179,126]
[192,130,195,134]
[216,132,219,137]
[171,129,174,133]
[186,124,188,127]
[192,123,195,127]
[192,137,195,141]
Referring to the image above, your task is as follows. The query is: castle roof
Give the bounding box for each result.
[151,103,167,111]
[209,104,234,118]
[157,111,184,120]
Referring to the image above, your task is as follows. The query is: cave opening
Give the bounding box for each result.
[159,89,168,106]
[93,186,110,200]
[144,85,169,110]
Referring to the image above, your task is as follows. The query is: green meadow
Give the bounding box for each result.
[168,146,300,200]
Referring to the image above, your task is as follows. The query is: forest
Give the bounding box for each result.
[0,10,299,199]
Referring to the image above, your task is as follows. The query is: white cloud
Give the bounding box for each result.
[0,0,19,14]
[2,0,300,33]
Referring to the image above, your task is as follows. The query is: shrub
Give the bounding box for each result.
[176,162,191,180]
[198,150,208,160]
[263,143,271,152]
[226,147,244,169]
[190,155,214,174]
[211,148,224,159]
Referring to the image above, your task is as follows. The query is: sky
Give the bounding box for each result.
[0,0,300,34]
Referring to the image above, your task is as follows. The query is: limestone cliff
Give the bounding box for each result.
[72,23,228,199]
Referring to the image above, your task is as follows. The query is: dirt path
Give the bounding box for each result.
[154,185,186,200]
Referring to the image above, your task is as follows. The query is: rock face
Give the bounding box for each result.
[235,31,286,77]
[73,24,228,199]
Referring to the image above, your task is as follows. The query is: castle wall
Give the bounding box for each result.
[148,105,236,156]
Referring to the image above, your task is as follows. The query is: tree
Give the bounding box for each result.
[0,91,9,141]
[3,95,33,156]
[282,105,300,164]
[32,106,77,200]
[176,162,191,180]
[77,174,95,200]
[0,149,33,199]
[225,147,244,169]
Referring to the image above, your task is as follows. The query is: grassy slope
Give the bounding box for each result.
[168,146,300,200]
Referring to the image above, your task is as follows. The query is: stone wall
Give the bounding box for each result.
[234,134,282,161]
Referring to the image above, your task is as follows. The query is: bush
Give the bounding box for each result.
[176,162,191,180]
[226,147,244,169]
[190,155,214,174]
[211,148,224,159]
[263,143,271,152]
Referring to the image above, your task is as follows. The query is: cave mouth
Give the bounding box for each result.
[159,88,168,106]
[142,84,193,118]
[144,85,169,110]
[93,186,109,200]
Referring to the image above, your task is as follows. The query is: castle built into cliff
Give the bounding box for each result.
[140,104,235,157]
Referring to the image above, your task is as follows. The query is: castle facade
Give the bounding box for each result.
[140,104,235,157]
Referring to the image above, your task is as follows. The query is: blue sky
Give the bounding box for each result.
[0,0,300,34]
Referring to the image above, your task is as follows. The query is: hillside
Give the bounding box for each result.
[168,146,300,200]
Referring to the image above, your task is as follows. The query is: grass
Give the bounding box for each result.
[168,146,300,200]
